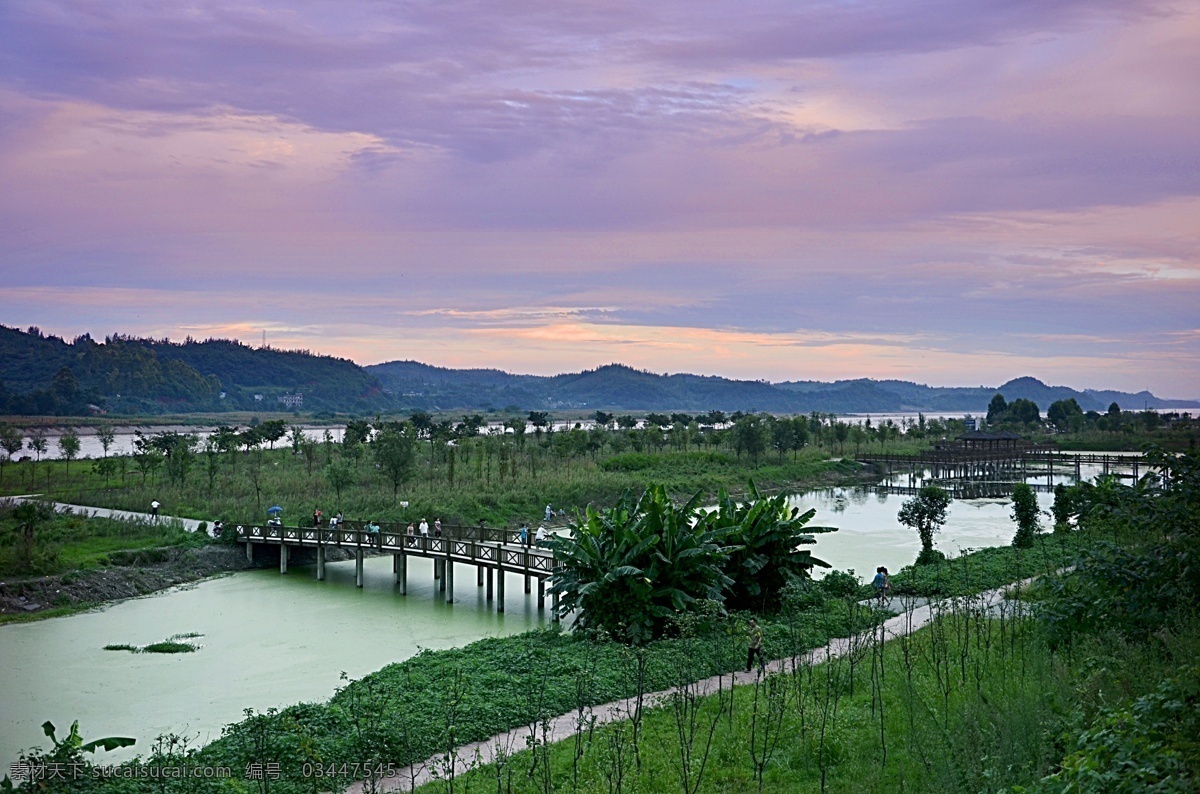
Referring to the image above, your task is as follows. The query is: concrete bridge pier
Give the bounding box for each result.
[524,550,531,593]
[316,546,326,580]
[433,559,440,579]
[477,565,484,587]
[394,552,407,594]
[355,548,364,587]
[438,560,446,591]
[551,591,559,622]
[486,567,494,601]
[246,541,254,564]
[445,560,455,603]
[280,544,289,574]
[537,577,545,610]
[496,565,505,613]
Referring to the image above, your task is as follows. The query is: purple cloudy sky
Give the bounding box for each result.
[2,0,1198,396]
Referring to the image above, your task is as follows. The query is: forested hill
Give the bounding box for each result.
[0,325,384,415]
[2,324,1195,416]
[366,361,1200,413]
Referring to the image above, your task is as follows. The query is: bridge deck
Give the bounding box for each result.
[236,523,556,575]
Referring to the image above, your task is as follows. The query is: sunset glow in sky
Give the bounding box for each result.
[2,1,1198,396]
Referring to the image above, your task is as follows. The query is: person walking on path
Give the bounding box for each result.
[419,518,430,540]
[535,525,548,545]
[313,507,322,527]
[746,619,764,673]
[150,500,160,519]
[872,566,890,606]
[434,517,442,537]
[518,524,529,546]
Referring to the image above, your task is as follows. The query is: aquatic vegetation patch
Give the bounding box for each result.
[102,633,203,654]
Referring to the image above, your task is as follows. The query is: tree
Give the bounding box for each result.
[344,419,372,448]
[27,428,48,463]
[790,417,809,460]
[325,458,356,511]
[151,432,198,487]
[96,427,115,458]
[986,393,1008,424]
[301,439,318,476]
[732,414,769,463]
[833,421,850,454]
[372,423,416,504]
[203,437,221,494]
[548,485,731,643]
[0,425,22,484]
[93,456,116,487]
[245,450,266,511]
[1008,398,1041,426]
[1047,398,1084,433]
[703,481,834,612]
[770,419,794,461]
[257,419,288,449]
[528,411,551,442]
[288,425,306,453]
[1052,483,1075,530]
[58,428,81,475]
[1010,483,1041,548]
[898,486,952,564]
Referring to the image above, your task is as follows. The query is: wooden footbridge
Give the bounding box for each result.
[858,450,1148,499]
[237,522,561,619]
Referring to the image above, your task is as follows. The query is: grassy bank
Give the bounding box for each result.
[0,447,866,529]
[0,499,207,578]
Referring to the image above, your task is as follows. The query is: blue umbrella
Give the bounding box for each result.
[267,505,283,515]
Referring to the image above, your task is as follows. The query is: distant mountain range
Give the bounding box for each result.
[366,361,1200,414]
[1,324,1195,416]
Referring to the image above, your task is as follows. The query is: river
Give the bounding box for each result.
[0,469,1081,770]
[0,555,542,770]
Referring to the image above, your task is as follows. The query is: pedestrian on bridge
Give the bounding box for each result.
[518,524,529,546]
[434,517,442,537]
[419,518,430,539]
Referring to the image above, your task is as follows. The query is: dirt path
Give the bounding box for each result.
[347,579,1031,793]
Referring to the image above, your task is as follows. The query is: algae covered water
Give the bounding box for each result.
[0,555,543,770]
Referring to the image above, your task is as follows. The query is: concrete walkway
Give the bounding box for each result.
[7,495,207,533]
[348,580,1032,793]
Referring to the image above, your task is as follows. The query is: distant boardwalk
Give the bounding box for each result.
[237,522,560,618]
[858,449,1149,498]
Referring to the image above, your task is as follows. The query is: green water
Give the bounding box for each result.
[0,554,544,768]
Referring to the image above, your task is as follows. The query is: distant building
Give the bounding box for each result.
[278,392,303,408]
[254,394,264,402]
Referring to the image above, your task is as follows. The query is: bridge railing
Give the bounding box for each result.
[235,524,556,570]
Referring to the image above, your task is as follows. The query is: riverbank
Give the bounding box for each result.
[0,544,254,623]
